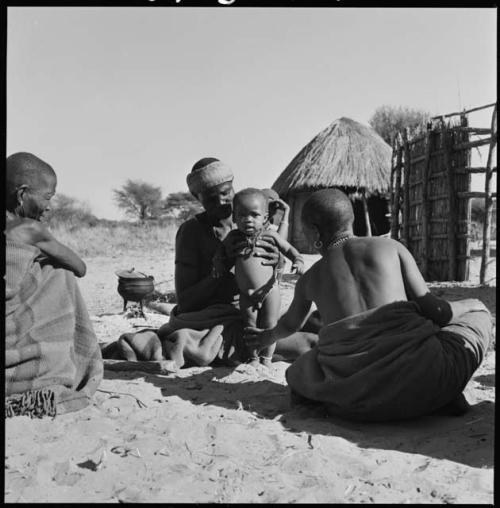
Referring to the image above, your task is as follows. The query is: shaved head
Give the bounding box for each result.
[7,152,56,191]
[6,152,57,212]
[301,188,354,239]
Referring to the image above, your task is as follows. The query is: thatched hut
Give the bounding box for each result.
[272,117,392,253]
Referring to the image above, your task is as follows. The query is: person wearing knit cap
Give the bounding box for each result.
[110,157,320,369]
[110,158,283,369]
[108,157,317,371]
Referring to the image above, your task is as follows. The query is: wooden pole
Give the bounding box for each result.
[362,190,372,237]
[390,134,403,239]
[431,102,496,120]
[460,114,472,281]
[389,139,396,232]
[402,128,411,246]
[421,125,433,279]
[480,104,497,284]
[442,121,457,280]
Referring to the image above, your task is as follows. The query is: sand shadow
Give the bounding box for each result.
[103,363,494,469]
[282,400,495,469]
[475,373,495,387]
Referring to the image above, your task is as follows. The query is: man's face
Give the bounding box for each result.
[234,194,267,236]
[197,181,235,219]
[21,173,57,221]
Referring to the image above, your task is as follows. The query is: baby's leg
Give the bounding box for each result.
[239,293,260,365]
[257,286,281,367]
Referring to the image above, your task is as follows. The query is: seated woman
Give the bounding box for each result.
[105,158,317,370]
[5,152,103,417]
[245,189,493,421]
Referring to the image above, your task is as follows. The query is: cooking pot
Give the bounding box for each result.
[115,268,155,315]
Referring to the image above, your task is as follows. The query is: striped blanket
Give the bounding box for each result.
[5,241,103,418]
[286,301,492,422]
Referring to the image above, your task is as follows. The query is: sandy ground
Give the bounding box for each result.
[5,249,496,503]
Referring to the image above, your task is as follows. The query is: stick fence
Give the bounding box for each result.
[390,103,497,282]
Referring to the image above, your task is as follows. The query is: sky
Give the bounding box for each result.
[7,7,497,220]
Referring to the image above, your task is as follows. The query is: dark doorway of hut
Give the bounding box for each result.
[352,195,390,237]
[286,189,391,254]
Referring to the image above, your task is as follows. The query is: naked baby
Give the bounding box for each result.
[214,188,305,367]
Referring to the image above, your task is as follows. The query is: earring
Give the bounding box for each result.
[314,239,323,250]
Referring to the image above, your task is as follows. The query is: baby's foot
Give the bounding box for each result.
[260,356,273,368]
[247,357,261,368]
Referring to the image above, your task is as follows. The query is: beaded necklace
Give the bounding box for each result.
[327,233,355,249]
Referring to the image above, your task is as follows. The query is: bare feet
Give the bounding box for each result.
[260,356,273,368]
[157,360,180,374]
[247,357,261,368]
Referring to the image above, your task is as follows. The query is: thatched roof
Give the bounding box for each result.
[272,117,392,197]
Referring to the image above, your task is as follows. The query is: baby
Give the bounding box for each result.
[6,152,86,278]
[214,188,305,367]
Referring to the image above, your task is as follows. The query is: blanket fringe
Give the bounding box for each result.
[5,388,57,419]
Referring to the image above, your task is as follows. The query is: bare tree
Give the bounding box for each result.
[163,191,203,221]
[113,179,163,221]
[369,105,431,145]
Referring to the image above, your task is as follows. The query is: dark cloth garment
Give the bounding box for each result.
[5,241,103,417]
[286,301,492,422]
[175,212,239,312]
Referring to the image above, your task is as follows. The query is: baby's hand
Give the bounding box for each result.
[273,198,290,212]
[291,259,305,275]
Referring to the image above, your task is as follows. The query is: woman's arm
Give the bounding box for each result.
[253,233,281,267]
[275,198,290,240]
[13,220,86,277]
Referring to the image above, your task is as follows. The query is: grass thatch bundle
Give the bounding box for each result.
[273,117,392,196]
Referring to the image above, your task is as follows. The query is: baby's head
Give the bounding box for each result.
[6,152,57,220]
[301,188,354,247]
[233,188,269,237]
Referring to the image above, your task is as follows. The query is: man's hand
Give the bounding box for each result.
[244,326,277,349]
[225,234,248,258]
[254,234,280,266]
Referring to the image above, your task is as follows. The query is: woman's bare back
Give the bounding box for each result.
[305,237,409,324]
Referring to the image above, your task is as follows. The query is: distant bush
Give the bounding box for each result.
[50,222,178,258]
[369,105,431,145]
[46,193,98,229]
[163,192,203,222]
